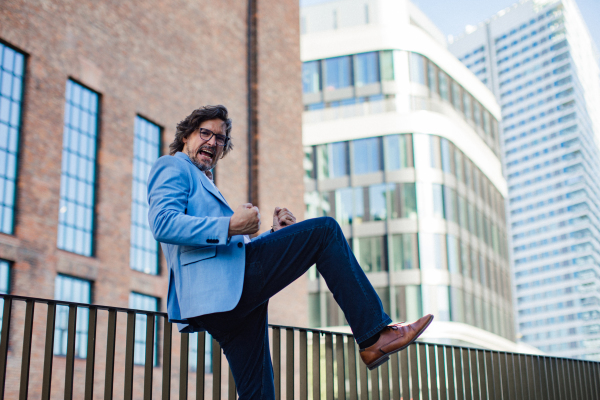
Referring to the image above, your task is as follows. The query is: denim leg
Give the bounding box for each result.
[246,216,391,342]
[202,303,275,400]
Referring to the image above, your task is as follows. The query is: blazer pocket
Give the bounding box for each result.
[180,246,217,266]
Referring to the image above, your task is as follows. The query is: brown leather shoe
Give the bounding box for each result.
[359,314,434,370]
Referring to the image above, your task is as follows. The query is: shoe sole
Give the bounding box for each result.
[366,315,434,371]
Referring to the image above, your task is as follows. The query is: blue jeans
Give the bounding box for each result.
[190,217,391,399]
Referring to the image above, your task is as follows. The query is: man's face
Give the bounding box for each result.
[182,119,227,171]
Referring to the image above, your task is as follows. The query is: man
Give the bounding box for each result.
[148,105,433,399]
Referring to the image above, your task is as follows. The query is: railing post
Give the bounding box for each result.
[325,333,334,400]
[347,336,358,400]
[180,332,189,400]
[18,299,34,400]
[162,319,173,400]
[124,311,136,400]
[335,334,345,400]
[419,344,429,400]
[446,347,456,400]
[287,329,295,400]
[437,346,447,400]
[212,338,222,400]
[312,332,321,400]
[300,330,308,400]
[428,344,437,400]
[85,307,97,400]
[64,304,78,400]
[390,352,400,400]
[144,313,155,400]
[196,332,206,400]
[273,327,281,400]
[410,345,419,400]
[41,302,56,400]
[104,309,117,400]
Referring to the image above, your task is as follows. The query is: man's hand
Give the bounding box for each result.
[272,207,296,232]
[229,203,261,236]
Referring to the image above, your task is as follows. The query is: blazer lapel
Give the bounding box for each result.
[175,152,231,209]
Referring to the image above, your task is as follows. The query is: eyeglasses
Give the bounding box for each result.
[199,128,229,147]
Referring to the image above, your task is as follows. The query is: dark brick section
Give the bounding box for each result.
[0,0,304,397]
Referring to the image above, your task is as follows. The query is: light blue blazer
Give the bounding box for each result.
[147,152,269,328]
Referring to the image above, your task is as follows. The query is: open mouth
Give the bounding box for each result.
[197,147,215,161]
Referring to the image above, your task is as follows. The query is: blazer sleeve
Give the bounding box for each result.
[147,156,231,246]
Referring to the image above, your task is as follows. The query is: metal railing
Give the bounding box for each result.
[0,293,598,399]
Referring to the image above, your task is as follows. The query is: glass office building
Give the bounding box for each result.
[301,0,517,347]
[449,0,600,359]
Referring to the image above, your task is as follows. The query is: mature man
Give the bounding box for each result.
[148,105,433,399]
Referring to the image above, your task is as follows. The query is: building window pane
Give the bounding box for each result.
[444,186,458,223]
[438,71,449,101]
[473,101,482,128]
[440,138,454,175]
[317,142,348,179]
[354,236,385,272]
[304,146,315,179]
[129,292,159,366]
[352,137,381,175]
[427,62,437,95]
[460,241,471,278]
[380,51,394,81]
[131,117,160,275]
[54,275,91,358]
[188,332,213,373]
[389,234,418,271]
[450,287,465,323]
[463,92,472,121]
[395,285,422,322]
[57,80,99,256]
[483,111,491,139]
[302,61,321,93]
[409,53,425,85]
[384,134,413,170]
[419,233,447,270]
[417,183,444,220]
[454,148,464,182]
[308,293,321,327]
[390,182,417,219]
[324,56,352,90]
[335,188,353,225]
[354,52,379,87]
[451,81,462,112]
[368,183,388,221]
[447,234,460,274]
[0,44,25,234]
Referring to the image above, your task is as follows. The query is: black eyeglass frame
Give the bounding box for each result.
[198,128,229,147]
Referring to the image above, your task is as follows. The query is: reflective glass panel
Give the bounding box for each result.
[447,234,460,274]
[438,71,449,101]
[58,80,99,256]
[395,285,422,322]
[352,137,381,175]
[354,52,379,87]
[380,51,394,81]
[451,81,462,112]
[368,183,388,221]
[409,53,425,85]
[324,56,352,90]
[427,62,437,94]
[302,61,320,93]
[130,116,160,275]
[355,236,385,272]
[0,43,25,234]
[384,134,412,170]
[389,234,418,271]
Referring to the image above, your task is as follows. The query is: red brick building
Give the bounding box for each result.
[0,0,305,397]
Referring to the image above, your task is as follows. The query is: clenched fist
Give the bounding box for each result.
[229,203,261,236]
[272,207,296,232]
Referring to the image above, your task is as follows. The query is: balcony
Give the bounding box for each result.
[0,294,598,399]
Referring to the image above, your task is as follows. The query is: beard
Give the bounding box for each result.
[187,145,216,172]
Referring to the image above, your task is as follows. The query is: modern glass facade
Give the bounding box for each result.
[301,0,514,345]
[0,43,25,234]
[130,116,161,275]
[450,0,600,359]
[58,80,99,257]
[304,131,512,338]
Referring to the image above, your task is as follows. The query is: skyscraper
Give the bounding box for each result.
[450,0,600,359]
[301,0,521,350]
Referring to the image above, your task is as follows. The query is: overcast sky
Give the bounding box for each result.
[300,0,600,51]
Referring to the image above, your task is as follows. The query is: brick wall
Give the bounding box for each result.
[0,0,304,397]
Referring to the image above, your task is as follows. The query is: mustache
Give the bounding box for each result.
[197,145,216,154]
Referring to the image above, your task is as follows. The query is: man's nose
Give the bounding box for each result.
[205,135,217,146]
